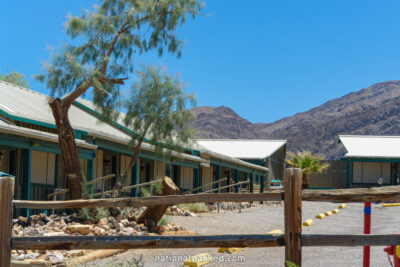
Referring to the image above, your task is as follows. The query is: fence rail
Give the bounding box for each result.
[47,174,116,199]
[14,192,283,209]
[3,169,400,266]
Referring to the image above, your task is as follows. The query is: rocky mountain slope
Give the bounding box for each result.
[191,80,400,159]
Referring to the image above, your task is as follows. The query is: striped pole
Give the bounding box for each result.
[363,201,371,267]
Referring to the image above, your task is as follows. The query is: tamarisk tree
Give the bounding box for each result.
[0,71,30,88]
[119,66,196,185]
[37,0,203,199]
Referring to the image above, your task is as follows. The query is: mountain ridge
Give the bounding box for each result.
[191,80,400,159]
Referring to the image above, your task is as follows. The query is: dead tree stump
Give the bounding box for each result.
[137,176,179,229]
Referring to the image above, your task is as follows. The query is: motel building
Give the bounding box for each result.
[339,135,400,188]
[0,80,287,215]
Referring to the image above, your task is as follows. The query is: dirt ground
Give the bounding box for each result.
[80,202,400,267]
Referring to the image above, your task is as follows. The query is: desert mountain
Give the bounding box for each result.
[191,81,400,159]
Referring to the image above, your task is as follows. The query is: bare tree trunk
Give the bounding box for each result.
[49,98,86,200]
[137,177,179,229]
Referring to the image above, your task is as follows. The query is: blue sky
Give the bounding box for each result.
[2,1,400,123]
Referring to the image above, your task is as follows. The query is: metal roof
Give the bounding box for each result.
[339,135,400,159]
[0,116,97,150]
[196,139,287,159]
[75,99,269,171]
[0,80,131,141]
[0,81,270,171]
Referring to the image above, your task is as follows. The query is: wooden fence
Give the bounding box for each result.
[2,168,400,266]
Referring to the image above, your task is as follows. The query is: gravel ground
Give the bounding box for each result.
[80,202,400,267]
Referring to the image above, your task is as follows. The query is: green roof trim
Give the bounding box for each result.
[0,108,88,138]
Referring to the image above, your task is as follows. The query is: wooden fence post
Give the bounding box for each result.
[284,168,302,266]
[0,176,15,267]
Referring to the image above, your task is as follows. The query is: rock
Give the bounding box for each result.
[66,224,92,235]
[23,227,40,236]
[46,220,56,228]
[66,250,85,257]
[98,217,108,225]
[46,251,64,264]
[11,254,25,260]
[25,252,40,259]
[122,227,135,235]
[43,232,67,237]
[108,216,118,228]
[36,220,45,226]
[81,219,93,225]
[93,226,105,236]
[18,216,28,223]
[98,224,110,231]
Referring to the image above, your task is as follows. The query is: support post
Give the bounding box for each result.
[0,176,15,267]
[346,160,351,188]
[21,148,31,217]
[260,175,265,204]
[284,168,302,266]
[226,171,231,193]
[235,169,239,193]
[215,165,221,192]
[131,159,139,197]
[193,168,200,194]
[86,159,94,195]
[250,173,254,193]
[166,163,171,178]
[363,201,371,267]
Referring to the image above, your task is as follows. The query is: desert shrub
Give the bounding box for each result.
[77,208,110,223]
[178,203,209,213]
[157,215,170,226]
[140,180,163,197]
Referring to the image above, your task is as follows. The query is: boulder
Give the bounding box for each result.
[46,251,64,264]
[66,224,91,235]
[97,217,108,226]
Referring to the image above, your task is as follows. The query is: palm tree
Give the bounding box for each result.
[286,151,330,189]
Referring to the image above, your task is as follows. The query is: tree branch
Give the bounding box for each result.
[63,80,91,110]
[98,77,128,85]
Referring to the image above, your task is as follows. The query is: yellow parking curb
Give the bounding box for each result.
[324,211,332,216]
[316,213,325,219]
[383,203,400,207]
[184,253,213,267]
[332,209,339,214]
[268,229,283,235]
[339,203,346,209]
[302,219,313,227]
[218,247,244,254]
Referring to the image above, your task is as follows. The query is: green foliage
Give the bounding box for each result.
[157,215,169,226]
[77,208,94,222]
[0,71,30,88]
[77,207,109,223]
[140,180,164,197]
[123,66,196,165]
[286,151,330,176]
[95,208,110,222]
[285,261,299,267]
[178,203,209,213]
[37,0,203,113]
